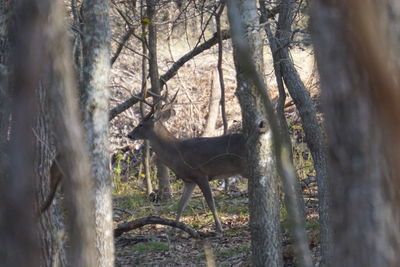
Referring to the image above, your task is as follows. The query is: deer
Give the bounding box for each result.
[127,94,246,233]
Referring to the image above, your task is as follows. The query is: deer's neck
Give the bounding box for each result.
[148,123,177,156]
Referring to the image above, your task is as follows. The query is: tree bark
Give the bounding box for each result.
[312,0,400,265]
[261,0,331,264]
[228,1,283,266]
[0,0,12,162]
[202,69,221,137]
[146,0,172,200]
[215,2,228,135]
[36,86,67,267]
[81,0,114,265]
[0,1,44,265]
[45,1,98,265]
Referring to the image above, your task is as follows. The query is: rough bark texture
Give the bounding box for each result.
[228,1,283,266]
[81,0,115,265]
[36,85,67,267]
[312,1,400,266]
[261,0,331,264]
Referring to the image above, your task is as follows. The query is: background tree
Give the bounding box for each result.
[261,0,330,264]
[227,0,283,265]
[146,0,172,201]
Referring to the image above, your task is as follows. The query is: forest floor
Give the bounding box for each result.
[112,175,320,266]
[109,44,320,266]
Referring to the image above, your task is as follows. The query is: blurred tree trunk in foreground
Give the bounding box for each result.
[0,0,43,265]
[228,0,283,266]
[39,1,98,266]
[312,0,400,266]
[0,0,99,266]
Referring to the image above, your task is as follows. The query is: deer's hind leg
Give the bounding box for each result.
[176,181,196,222]
[196,176,223,233]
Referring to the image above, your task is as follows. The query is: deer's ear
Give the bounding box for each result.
[158,106,175,122]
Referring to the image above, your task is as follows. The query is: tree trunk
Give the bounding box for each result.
[143,140,153,194]
[81,0,114,265]
[36,85,67,267]
[228,1,283,266]
[0,0,12,161]
[202,69,220,137]
[312,1,400,265]
[146,0,172,200]
[215,2,228,135]
[139,2,153,196]
[261,0,331,264]
[45,1,98,265]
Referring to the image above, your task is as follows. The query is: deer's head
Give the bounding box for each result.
[127,90,178,141]
[127,115,155,140]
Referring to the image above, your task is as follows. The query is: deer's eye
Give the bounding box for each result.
[138,123,143,127]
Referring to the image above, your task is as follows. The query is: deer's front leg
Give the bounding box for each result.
[176,181,196,222]
[196,177,223,233]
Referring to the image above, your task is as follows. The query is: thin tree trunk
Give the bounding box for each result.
[81,0,114,265]
[261,1,306,218]
[146,0,172,200]
[227,1,283,266]
[215,2,228,135]
[139,0,153,195]
[142,140,153,194]
[202,69,221,137]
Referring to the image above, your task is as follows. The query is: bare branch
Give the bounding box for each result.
[108,30,231,120]
[111,27,135,66]
[114,216,200,238]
